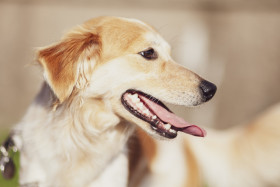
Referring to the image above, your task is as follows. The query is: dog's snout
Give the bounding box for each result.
[199,80,217,102]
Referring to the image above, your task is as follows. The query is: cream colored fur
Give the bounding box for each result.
[186,103,280,187]
[133,103,280,187]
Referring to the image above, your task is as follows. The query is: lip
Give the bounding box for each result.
[121,89,178,138]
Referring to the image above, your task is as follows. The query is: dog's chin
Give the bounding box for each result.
[120,89,207,139]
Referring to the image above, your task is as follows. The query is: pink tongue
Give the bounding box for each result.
[139,95,206,137]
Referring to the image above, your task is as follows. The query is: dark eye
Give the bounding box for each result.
[138,48,158,60]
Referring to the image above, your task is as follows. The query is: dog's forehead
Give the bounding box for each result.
[96,17,151,47]
[143,32,171,55]
[116,18,171,50]
[84,17,171,60]
[120,18,171,51]
[121,18,171,57]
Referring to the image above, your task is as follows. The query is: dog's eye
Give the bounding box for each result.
[138,48,158,60]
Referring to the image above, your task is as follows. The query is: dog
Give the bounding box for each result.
[8,16,216,186]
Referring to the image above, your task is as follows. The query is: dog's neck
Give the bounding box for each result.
[23,83,135,185]
[35,83,135,151]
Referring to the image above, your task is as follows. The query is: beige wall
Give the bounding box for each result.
[0,0,280,131]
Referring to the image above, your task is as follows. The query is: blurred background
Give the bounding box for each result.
[0,0,280,186]
[1,0,280,133]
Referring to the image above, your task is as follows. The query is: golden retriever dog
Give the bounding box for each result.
[133,103,280,187]
[7,16,216,186]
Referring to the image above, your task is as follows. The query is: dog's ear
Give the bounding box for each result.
[37,30,100,103]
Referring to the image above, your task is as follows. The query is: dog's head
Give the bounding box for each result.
[37,17,216,139]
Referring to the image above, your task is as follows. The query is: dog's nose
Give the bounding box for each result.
[199,80,217,102]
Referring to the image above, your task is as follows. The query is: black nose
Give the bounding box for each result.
[199,80,217,102]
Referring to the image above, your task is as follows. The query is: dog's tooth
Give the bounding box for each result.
[131,94,138,99]
[127,94,133,100]
[137,102,144,108]
[164,124,171,130]
[130,94,138,101]
[131,98,137,103]
[170,129,176,133]
[128,93,138,100]
[152,115,157,120]
[143,109,150,115]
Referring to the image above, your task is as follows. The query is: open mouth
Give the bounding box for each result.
[121,89,206,139]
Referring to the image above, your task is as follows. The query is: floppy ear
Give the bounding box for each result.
[37,30,100,103]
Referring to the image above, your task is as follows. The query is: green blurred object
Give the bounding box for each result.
[0,131,19,187]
